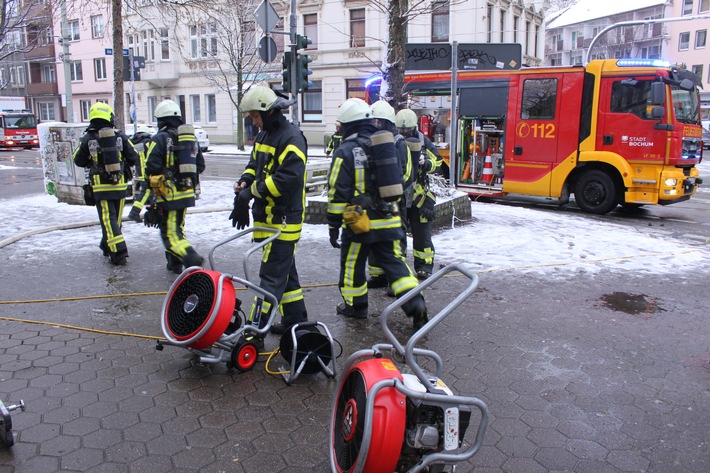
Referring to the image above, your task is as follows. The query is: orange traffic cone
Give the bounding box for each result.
[481,154,494,184]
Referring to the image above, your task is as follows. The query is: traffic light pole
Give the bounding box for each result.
[289,0,299,126]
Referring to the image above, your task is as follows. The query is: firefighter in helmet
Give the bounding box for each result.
[127,125,154,223]
[145,99,206,274]
[327,97,428,331]
[366,99,414,290]
[325,121,342,156]
[395,108,442,279]
[230,86,309,338]
[73,102,139,266]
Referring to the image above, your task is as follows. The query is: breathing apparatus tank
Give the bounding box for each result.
[97,128,122,183]
[173,124,198,189]
[369,130,404,202]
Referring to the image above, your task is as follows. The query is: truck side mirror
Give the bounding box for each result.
[651,82,665,105]
[650,106,664,119]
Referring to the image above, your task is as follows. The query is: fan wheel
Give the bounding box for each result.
[231,342,259,372]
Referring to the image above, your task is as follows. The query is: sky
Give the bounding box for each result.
[2,155,709,280]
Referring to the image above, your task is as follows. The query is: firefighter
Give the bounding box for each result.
[325,121,342,156]
[327,97,428,331]
[230,86,309,337]
[127,125,154,223]
[367,99,413,289]
[145,99,205,274]
[395,108,442,279]
[73,102,139,266]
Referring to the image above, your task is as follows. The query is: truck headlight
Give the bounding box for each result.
[664,178,678,187]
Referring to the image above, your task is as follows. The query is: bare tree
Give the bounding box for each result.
[149,0,276,149]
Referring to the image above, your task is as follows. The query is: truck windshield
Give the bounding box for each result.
[671,87,700,124]
[4,115,37,128]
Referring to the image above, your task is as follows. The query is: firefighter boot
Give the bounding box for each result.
[128,207,142,223]
[166,253,183,274]
[403,294,428,332]
[367,275,388,288]
[337,303,368,319]
[183,249,205,269]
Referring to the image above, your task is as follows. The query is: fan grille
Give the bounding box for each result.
[166,272,216,337]
[333,369,367,472]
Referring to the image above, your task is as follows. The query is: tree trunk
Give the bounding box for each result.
[112,0,124,130]
[386,0,407,108]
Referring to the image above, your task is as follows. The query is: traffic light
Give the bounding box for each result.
[297,54,313,92]
[295,34,312,51]
[281,51,292,93]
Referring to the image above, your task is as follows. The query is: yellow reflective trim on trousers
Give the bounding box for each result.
[281,288,304,304]
[248,297,272,322]
[341,242,367,303]
[166,212,189,257]
[261,241,272,263]
[254,222,302,241]
[391,276,418,295]
[413,248,434,264]
[100,201,122,251]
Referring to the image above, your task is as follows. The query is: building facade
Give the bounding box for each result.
[3,0,547,145]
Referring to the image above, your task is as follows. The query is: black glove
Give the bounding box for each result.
[229,189,251,229]
[329,227,341,248]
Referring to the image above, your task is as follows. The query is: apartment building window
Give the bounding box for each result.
[80,100,91,121]
[16,66,24,86]
[692,65,704,82]
[38,102,56,121]
[68,19,80,41]
[304,14,317,49]
[92,15,104,38]
[94,58,106,80]
[499,9,506,43]
[683,0,693,15]
[679,32,690,50]
[206,94,216,123]
[42,64,55,83]
[70,61,82,81]
[8,68,15,86]
[486,4,493,43]
[701,0,710,12]
[302,80,322,123]
[521,78,557,120]
[346,79,367,100]
[696,30,707,48]
[191,95,201,123]
[513,16,519,43]
[431,1,449,43]
[535,24,540,57]
[525,21,531,55]
[191,23,218,58]
[190,26,199,58]
[350,9,365,48]
[148,96,157,123]
[160,28,170,60]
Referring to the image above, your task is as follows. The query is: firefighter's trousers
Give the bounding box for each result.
[157,207,200,266]
[96,198,127,262]
[130,181,152,211]
[248,240,307,328]
[340,236,420,311]
[407,206,435,275]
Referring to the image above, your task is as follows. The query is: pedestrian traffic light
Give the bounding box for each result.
[295,34,312,51]
[281,51,292,93]
[297,54,313,92]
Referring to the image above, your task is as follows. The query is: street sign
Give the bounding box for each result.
[133,56,146,69]
[405,43,452,71]
[105,48,112,55]
[258,36,278,63]
[255,0,280,33]
[457,43,522,70]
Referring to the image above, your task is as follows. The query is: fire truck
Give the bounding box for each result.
[0,107,39,150]
[377,59,704,214]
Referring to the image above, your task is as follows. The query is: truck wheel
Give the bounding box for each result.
[574,170,618,214]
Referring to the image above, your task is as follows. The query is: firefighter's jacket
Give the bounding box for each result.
[73,125,138,201]
[238,113,307,242]
[327,123,405,244]
[413,132,442,200]
[326,132,342,155]
[145,126,205,210]
[130,132,152,181]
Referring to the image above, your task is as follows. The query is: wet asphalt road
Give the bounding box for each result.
[0,148,709,472]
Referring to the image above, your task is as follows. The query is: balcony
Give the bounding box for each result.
[27,81,58,96]
[141,61,179,87]
[24,44,55,60]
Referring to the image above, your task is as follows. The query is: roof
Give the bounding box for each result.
[547,0,668,28]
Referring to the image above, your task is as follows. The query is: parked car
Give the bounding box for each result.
[702,126,710,150]
[124,123,156,137]
[194,125,209,152]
